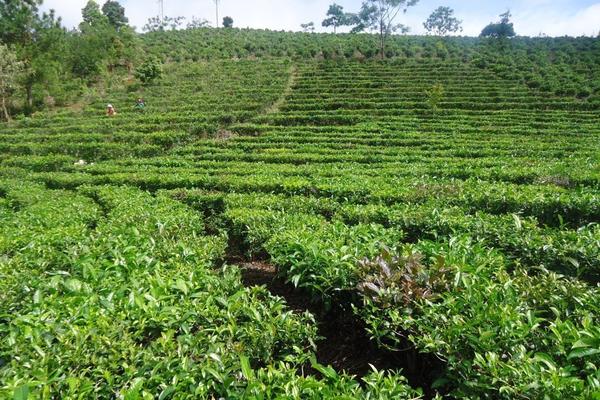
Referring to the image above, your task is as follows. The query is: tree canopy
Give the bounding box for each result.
[0,0,43,45]
[0,44,24,121]
[74,0,138,78]
[187,16,211,30]
[0,0,141,115]
[423,6,462,36]
[353,0,419,58]
[481,11,516,38]
[81,0,106,27]
[101,0,128,30]
[322,3,356,33]
[0,1,65,109]
[301,22,316,33]
[223,16,233,28]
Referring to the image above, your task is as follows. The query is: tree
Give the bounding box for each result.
[82,0,106,26]
[187,16,210,29]
[0,2,66,110]
[143,16,166,32]
[143,15,185,32]
[0,44,24,121]
[321,3,346,33]
[168,16,185,30]
[223,16,233,28]
[68,30,108,78]
[107,25,139,73]
[480,10,516,38]
[354,0,419,59]
[74,1,138,78]
[0,0,42,45]
[301,22,315,33]
[134,58,162,85]
[101,0,128,30]
[322,3,359,34]
[423,6,462,36]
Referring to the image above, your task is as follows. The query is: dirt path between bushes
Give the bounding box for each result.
[264,64,298,115]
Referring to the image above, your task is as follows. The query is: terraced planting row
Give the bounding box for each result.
[1,57,599,398]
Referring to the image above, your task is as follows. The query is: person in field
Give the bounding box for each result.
[106,104,116,117]
[134,98,146,111]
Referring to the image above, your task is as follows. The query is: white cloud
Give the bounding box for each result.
[513,3,600,36]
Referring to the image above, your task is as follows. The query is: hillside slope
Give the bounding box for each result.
[143,30,600,100]
[1,38,600,399]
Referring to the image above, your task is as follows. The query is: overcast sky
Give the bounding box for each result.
[41,0,600,37]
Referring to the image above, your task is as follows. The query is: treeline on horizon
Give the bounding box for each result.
[1,0,599,121]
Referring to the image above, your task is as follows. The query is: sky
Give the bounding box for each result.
[40,0,600,37]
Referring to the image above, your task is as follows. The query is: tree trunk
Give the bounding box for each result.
[379,19,385,59]
[26,83,33,109]
[1,96,11,122]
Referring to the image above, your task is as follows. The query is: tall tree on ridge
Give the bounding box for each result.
[423,6,462,36]
[82,0,107,26]
[353,0,419,59]
[102,0,128,30]
[301,22,315,33]
[222,16,233,28]
[481,10,516,38]
[322,3,356,33]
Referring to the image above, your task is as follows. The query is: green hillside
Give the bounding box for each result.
[1,30,599,399]
[142,30,600,99]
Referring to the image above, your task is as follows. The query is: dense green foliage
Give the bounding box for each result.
[2,0,598,119]
[0,0,139,117]
[101,0,128,29]
[0,44,24,121]
[142,30,600,100]
[1,26,599,399]
[480,11,516,38]
[134,58,163,85]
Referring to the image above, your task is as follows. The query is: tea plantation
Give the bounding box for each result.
[1,33,599,399]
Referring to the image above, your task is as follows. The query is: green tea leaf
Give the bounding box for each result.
[568,347,600,360]
[13,385,29,400]
[158,386,176,400]
[240,355,254,381]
